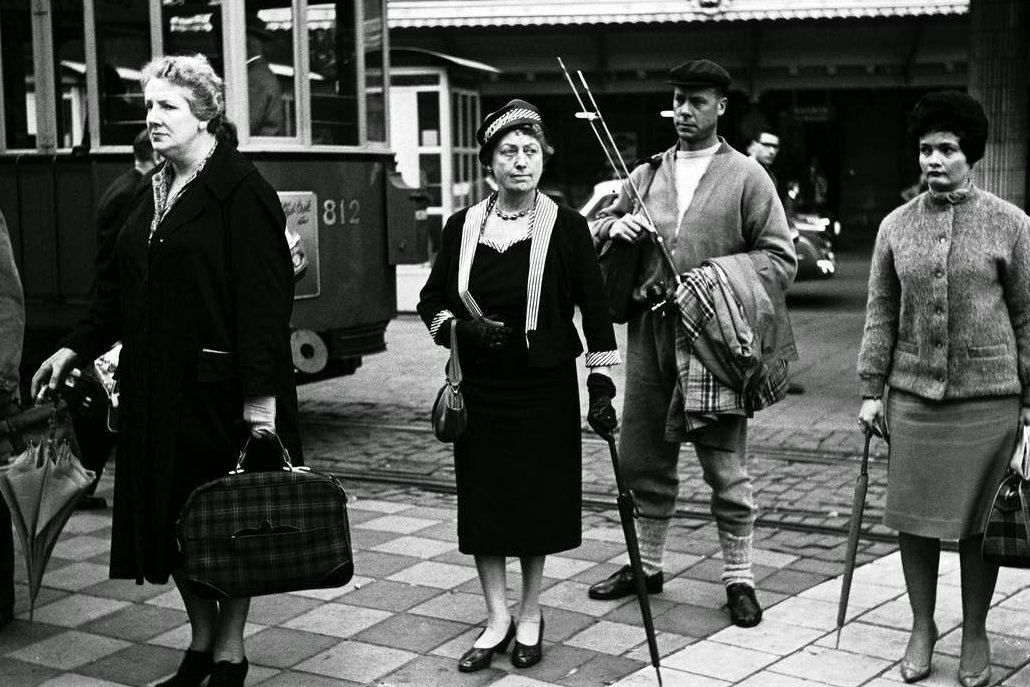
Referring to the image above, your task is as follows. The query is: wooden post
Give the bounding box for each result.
[968,0,1029,209]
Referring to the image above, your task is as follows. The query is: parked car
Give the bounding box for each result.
[578,180,837,281]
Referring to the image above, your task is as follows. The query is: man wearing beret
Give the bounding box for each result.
[589,58,797,627]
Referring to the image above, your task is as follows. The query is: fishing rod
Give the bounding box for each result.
[556,60,680,285]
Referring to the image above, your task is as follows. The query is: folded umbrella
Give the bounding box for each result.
[835,421,887,647]
[0,406,93,620]
[604,434,663,686]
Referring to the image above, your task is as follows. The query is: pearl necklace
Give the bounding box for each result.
[494,204,531,221]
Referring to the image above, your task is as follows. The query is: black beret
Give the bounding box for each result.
[667,58,731,90]
[476,99,545,165]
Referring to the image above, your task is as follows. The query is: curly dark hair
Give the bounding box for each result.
[908,91,989,164]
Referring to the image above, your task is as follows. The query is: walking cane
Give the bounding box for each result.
[604,433,664,686]
[557,58,681,290]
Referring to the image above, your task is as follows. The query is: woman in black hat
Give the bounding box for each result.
[418,99,620,672]
[859,91,1030,687]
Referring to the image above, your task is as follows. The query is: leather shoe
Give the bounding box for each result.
[511,616,544,669]
[725,583,762,628]
[588,565,663,600]
[458,618,515,673]
[958,665,991,687]
[207,658,248,687]
[155,649,213,687]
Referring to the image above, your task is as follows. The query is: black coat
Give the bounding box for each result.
[418,203,618,367]
[65,141,301,584]
[94,168,148,288]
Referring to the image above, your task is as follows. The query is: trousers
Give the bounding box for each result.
[620,306,754,534]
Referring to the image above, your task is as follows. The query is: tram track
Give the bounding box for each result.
[303,415,899,546]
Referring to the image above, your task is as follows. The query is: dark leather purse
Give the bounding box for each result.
[431,319,466,442]
[982,471,1030,568]
[177,435,353,599]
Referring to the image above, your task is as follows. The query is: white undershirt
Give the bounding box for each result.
[675,142,720,233]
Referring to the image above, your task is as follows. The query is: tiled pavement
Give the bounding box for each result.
[5,474,1030,686]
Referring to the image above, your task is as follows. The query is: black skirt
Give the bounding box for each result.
[452,239,583,555]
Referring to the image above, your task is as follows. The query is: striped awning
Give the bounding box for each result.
[388,0,969,29]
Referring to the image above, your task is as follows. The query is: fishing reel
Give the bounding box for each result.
[644,282,676,315]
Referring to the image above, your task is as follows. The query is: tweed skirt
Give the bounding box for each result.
[884,389,1019,540]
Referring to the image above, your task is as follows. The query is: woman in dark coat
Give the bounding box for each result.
[417,99,620,673]
[32,54,299,687]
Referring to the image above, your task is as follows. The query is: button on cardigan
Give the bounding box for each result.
[858,186,1030,404]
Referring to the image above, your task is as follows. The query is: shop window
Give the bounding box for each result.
[363,0,386,142]
[94,0,151,146]
[417,91,439,147]
[245,1,296,138]
[308,1,358,145]
[160,0,225,79]
[1,0,34,149]
[53,0,87,149]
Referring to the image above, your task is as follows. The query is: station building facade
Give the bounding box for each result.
[386,0,1023,243]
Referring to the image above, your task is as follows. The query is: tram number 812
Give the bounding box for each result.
[323,200,362,227]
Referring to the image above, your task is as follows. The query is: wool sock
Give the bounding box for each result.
[718,529,755,588]
[636,516,670,577]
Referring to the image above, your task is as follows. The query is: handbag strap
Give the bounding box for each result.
[231,433,303,474]
[446,318,462,387]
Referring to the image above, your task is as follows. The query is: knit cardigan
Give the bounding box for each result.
[858,186,1030,404]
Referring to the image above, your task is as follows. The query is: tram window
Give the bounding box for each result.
[94,0,151,146]
[363,0,386,142]
[245,1,295,138]
[417,91,439,147]
[308,1,359,145]
[160,0,225,80]
[1,0,34,149]
[53,0,87,149]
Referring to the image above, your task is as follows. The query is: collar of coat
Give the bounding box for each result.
[153,140,260,203]
[456,192,558,337]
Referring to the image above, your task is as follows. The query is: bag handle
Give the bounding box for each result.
[230,433,304,474]
[446,318,462,388]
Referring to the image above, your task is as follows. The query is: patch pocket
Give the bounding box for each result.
[197,349,237,382]
[895,340,918,355]
[968,343,1008,359]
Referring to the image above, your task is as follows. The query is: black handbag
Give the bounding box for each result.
[432,318,466,442]
[177,435,353,600]
[982,471,1030,568]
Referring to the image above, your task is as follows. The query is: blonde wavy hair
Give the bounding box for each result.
[141,54,226,133]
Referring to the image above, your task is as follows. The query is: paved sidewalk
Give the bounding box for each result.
[5,474,1030,686]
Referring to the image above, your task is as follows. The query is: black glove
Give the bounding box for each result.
[586,372,618,438]
[454,316,512,351]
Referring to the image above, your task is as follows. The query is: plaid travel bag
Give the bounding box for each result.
[982,471,1030,568]
[177,436,353,600]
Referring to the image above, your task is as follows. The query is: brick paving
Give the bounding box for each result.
[5,470,1030,686]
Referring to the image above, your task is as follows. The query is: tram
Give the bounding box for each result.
[0,0,428,383]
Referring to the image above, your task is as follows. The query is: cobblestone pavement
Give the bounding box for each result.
[5,472,1030,686]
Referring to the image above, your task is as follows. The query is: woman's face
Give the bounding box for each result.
[490,129,544,196]
[144,78,208,161]
[919,130,971,193]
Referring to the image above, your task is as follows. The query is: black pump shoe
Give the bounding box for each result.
[155,649,214,687]
[207,658,249,687]
[458,618,516,673]
[511,617,545,669]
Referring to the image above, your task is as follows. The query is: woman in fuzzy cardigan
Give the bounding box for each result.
[858,91,1030,687]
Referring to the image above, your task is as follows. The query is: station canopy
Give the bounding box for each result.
[388,0,968,28]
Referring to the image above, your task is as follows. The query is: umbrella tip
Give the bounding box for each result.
[834,629,841,649]
[655,667,663,687]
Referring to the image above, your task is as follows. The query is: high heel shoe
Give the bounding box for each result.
[155,649,213,687]
[207,658,248,687]
[899,625,938,683]
[958,665,991,687]
[511,616,544,669]
[458,618,515,673]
